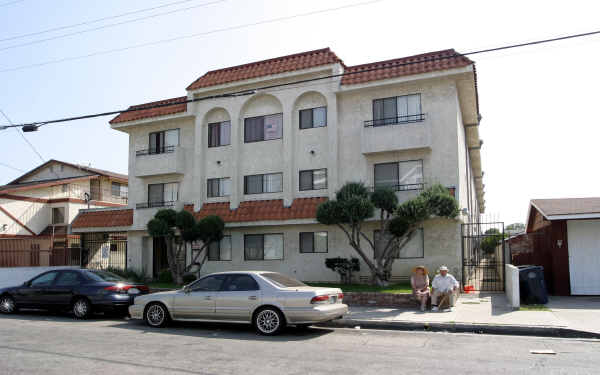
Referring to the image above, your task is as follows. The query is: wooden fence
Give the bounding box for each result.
[0,237,80,267]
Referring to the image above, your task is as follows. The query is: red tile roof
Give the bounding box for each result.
[110,96,188,124]
[341,49,472,85]
[190,197,328,223]
[113,48,474,124]
[71,209,133,229]
[186,48,342,90]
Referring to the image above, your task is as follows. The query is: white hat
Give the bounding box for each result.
[439,265,449,271]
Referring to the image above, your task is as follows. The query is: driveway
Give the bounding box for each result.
[0,311,599,374]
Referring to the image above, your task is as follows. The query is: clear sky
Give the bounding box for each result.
[1,0,599,225]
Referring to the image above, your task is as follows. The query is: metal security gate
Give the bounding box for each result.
[462,222,505,292]
[82,232,127,271]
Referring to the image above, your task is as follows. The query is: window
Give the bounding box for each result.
[207,178,231,198]
[30,271,58,287]
[299,169,327,191]
[52,207,65,224]
[148,182,178,207]
[374,160,423,190]
[111,182,121,197]
[374,228,424,259]
[261,272,306,287]
[149,129,179,154]
[244,113,283,142]
[208,236,232,261]
[208,121,231,147]
[190,275,227,292]
[223,274,259,291]
[244,234,283,260]
[299,232,328,253]
[61,184,68,193]
[55,271,81,286]
[372,94,421,126]
[299,107,327,129]
[244,173,283,194]
[90,179,101,201]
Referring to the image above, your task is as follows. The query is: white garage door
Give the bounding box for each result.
[568,220,600,295]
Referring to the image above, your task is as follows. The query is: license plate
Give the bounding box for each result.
[330,295,337,303]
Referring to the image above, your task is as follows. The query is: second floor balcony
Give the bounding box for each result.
[361,114,430,154]
[134,146,186,177]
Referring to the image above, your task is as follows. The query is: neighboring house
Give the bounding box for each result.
[513,198,600,296]
[0,160,128,266]
[79,48,484,282]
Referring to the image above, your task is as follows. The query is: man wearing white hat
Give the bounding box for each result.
[431,265,459,311]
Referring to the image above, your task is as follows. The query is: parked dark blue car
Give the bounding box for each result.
[0,269,149,319]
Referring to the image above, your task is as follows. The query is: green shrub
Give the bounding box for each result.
[105,267,145,283]
[182,273,197,284]
[158,269,173,284]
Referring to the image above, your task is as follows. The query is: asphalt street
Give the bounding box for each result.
[0,311,598,374]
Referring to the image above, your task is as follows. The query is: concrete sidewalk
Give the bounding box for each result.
[323,294,600,338]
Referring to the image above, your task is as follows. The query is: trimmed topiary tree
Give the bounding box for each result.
[147,209,224,285]
[317,183,459,286]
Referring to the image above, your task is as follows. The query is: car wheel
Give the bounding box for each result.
[254,307,285,335]
[145,302,170,328]
[72,297,92,319]
[0,295,17,314]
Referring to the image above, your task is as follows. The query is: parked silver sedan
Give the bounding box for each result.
[129,271,347,335]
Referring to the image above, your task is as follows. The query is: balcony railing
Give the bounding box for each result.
[364,114,425,127]
[136,201,176,209]
[135,146,176,156]
[371,183,425,192]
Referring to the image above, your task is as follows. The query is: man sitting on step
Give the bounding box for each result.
[431,265,459,312]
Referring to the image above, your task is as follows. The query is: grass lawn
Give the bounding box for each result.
[148,282,180,289]
[306,282,412,294]
[519,304,551,311]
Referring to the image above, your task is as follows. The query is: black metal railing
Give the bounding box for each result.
[364,114,425,127]
[135,145,176,156]
[371,183,425,192]
[136,201,176,209]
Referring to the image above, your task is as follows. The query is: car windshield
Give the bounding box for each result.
[84,270,127,282]
[261,272,306,288]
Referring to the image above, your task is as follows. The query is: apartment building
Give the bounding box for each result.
[0,160,128,266]
[100,48,484,282]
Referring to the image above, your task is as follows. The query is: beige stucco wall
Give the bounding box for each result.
[128,218,462,283]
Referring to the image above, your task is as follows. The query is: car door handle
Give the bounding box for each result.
[248,296,257,300]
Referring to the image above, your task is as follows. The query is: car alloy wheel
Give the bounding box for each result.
[0,295,16,314]
[73,298,91,319]
[146,304,166,327]
[255,309,282,335]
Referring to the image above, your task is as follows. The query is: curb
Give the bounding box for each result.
[319,318,600,339]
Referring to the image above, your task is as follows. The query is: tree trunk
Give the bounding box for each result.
[165,237,184,285]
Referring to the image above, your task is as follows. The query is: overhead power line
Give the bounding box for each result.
[1,28,600,130]
[0,0,228,52]
[0,110,45,161]
[0,161,25,173]
[0,0,198,43]
[0,0,385,73]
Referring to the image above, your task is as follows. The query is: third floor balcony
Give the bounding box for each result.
[134,146,186,177]
[361,114,431,154]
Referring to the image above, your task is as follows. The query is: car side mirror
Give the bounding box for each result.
[23,281,30,287]
[183,285,191,293]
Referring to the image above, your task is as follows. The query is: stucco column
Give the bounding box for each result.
[326,92,339,198]
[231,106,242,209]
[193,109,205,210]
[282,98,295,207]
